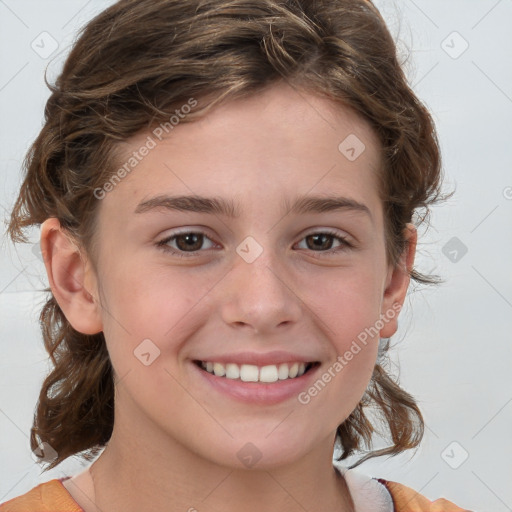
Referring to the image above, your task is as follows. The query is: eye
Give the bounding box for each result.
[294,229,353,255]
[156,231,217,258]
[156,228,354,258]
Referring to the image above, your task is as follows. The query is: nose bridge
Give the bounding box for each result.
[219,234,302,332]
[235,233,289,301]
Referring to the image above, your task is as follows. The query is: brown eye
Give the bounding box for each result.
[174,233,204,252]
[157,231,216,257]
[295,230,353,254]
[305,233,335,251]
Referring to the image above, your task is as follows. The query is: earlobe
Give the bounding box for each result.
[40,218,103,335]
[379,223,417,338]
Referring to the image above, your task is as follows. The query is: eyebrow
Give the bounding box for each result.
[134,194,372,220]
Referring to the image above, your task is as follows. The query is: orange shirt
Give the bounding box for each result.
[380,480,471,511]
[0,476,471,511]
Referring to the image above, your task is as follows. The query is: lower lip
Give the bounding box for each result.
[191,361,320,405]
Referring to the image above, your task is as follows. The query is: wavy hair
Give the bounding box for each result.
[7,0,447,470]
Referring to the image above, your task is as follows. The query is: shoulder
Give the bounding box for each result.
[338,464,472,511]
[0,478,83,512]
[378,478,472,511]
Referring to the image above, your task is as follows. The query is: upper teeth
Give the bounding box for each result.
[200,361,309,383]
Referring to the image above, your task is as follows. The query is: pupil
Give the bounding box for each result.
[177,233,202,251]
[309,234,331,250]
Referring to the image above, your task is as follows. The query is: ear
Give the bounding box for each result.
[40,218,103,335]
[379,223,417,338]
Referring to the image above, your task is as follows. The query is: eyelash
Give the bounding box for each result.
[156,229,354,259]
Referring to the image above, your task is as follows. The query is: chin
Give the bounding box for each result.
[206,433,313,471]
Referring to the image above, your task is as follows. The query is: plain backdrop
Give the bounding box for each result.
[0,1,511,511]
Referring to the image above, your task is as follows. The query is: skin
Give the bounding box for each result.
[42,81,416,512]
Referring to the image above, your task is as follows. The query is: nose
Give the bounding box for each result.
[218,246,303,335]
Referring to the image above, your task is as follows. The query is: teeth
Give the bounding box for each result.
[213,362,225,377]
[278,363,289,380]
[199,361,311,382]
[225,363,240,379]
[259,365,278,383]
[240,364,259,382]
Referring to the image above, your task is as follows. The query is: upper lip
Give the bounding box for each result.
[193,350,319,367]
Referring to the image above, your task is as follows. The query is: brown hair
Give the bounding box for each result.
[7,0,447,471]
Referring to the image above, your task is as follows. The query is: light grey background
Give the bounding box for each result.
[0,1,511,511]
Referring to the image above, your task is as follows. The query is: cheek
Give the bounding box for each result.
[300,265,382,390]
[302,262,384,341]
[98,264,213,362]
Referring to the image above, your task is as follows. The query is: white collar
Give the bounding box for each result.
[333,460,394,512]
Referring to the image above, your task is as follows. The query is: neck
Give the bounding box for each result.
[78,432,354,512]
[72,391,354,512]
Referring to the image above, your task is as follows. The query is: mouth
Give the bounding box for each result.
[193,360,320,383]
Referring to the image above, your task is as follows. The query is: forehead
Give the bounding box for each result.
[101,83,383,220]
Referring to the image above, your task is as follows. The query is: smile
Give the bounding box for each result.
[194,360,318,383]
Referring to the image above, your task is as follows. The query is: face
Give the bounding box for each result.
[81,82,407,470]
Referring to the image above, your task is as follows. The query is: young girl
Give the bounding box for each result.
[1,0,472,510]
